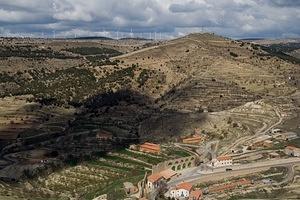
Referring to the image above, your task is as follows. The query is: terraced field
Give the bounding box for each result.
[0,147,190,200]
[0,96,75,141]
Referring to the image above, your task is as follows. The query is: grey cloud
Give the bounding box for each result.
[269,0,300,7]
[0,0,299,39]
[169,1,209,13]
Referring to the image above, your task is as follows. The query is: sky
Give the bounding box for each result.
[0,0,299,39]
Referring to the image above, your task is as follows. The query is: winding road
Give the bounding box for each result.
[221,108,283,155]
[168,157,300,186]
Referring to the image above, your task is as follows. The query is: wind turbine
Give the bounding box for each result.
[130,28,133,38]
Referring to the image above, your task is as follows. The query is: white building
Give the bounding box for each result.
[211,156,233,168]
[284,146,300,157]
[147,173,163,191]
[170,182,193,199]
[147,169,177,191]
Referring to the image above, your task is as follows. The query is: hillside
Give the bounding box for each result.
[0,33,299,186]
[113,33,299,110]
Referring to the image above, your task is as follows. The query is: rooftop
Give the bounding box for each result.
[147,173,162,183]
[159,169,177,180]
[217,155,232,161]
[140,142,160,150]
[183,135,202,140]
[176,182,193,191]
[147,169,177,183]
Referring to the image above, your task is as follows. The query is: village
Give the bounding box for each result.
[91,126,300,200]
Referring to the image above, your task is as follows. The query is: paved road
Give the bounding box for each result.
[168,157,300,186]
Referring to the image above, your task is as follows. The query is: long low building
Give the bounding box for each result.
[211,155,233,168]
[147,169,177,191]
[139,142,161,154]
[182,134,203,144]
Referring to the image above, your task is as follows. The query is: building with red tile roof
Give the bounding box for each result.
[211,155,233,168]
[147,172,163,191]
[170,182,193,199]
[139,142,161,154]
[147,169,177,191]
[182,134,203,144]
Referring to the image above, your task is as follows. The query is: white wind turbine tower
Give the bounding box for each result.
[130,28,133,38]
[52,1,59,39]
[116,28,120,40]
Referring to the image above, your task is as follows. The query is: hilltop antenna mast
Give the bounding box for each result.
[53,30,56,39]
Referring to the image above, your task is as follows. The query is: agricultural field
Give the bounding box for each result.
[0,146,190,200]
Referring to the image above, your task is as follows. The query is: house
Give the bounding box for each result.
[211,155,233,168]
[182,134,202,144]
[284,146,300,157]
[139,142,161,154]
[147,169,177,191]
[147,173,164,191]
[188,189,202,200]
[170,182,193,199]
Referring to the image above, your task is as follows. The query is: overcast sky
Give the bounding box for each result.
[0,0,299,39]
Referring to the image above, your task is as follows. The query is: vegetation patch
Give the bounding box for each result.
[65,47,122,57]
[0,46,75,59]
